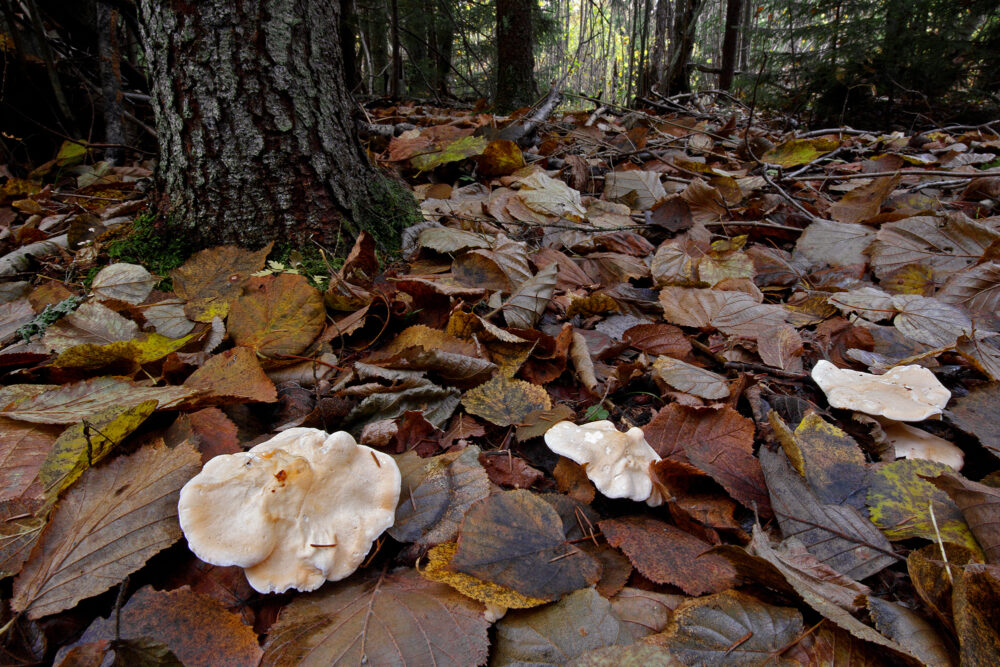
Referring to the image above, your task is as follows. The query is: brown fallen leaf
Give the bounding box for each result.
[645,589,804,663]
[227,273,325,360]
[390,446,490,548]
[261,568,488,667]
[12,441,201,619]
[183,346,278,405]
[599,515,737,596]
[928,472,1000,564]
[56,586,260,667]
[953,563,1000,667]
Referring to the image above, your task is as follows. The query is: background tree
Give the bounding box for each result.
[136,0,418,251]
[494,0,538,111]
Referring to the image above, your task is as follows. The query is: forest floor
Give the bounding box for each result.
[2,97,1000,665]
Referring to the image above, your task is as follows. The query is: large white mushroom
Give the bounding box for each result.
[177,427,400,594]
[544,420,661,503]
[811,360,950,421]
[811,360,962,470]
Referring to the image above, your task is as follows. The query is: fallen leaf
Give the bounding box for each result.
[492,588,623,666]
[450,490,601,601]
[0,418,60,502]
[928,472,1000,564]
[227,273,325,359]
[60,586,262,667]
[421,541,547,611]
[761,447,897,580]
[651,355,729,399]
[867,458,982,556]
[949,382,1000,460]
[869,214,998,284]
[502,262,557,328]
[38,400,159,501]
[830,175,900,224]
[461,375,551,426]
[763,137,840,166]
[908,543,976,632]
[568,644,682,667]
[645,589,804,664]
[261,568,488,667]
[771,412,869,509]
[390,446,490,547]
[183,346,278,404]
[171,243,272,322]
[866,595,955,667]
[12,441,200,619]
[599,515,737,596]
[91,263,156,304]
[953,563,1000,666]
[1,377,193,425]
[658,286,788,339]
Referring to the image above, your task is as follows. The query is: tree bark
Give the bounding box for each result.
[137,0,417,251]
[662,0,704,94]
[718,0,742,90]
[495,0,537,112]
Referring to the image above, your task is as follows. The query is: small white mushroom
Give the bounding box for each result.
[177,428,401,594]
[881,420,965,471]
[811,360,950,421]
[543,420,661,502]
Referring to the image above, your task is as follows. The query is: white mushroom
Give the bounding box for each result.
[881,420,965,471]
[811,360,950,421]
[543,421,661,503]
[177,428,401,594]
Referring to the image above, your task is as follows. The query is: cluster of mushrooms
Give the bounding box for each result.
[177,359,958,594]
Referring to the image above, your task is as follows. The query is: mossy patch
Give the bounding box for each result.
[350,176,422,255]
[106,212,194,289]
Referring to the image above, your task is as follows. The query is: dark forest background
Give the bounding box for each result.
[3,0,1000,167]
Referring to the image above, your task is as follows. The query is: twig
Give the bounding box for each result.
[928,501,953,585]
[788,169,994,182]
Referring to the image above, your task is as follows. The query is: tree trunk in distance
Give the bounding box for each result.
[96,1,125,164]
[662,0,704,94]
[718,0,742,90]
[137,0,418,251]
[390,0,403,98]
[340,0,361,92]
[495,0,537,112]
[643,0,670,97]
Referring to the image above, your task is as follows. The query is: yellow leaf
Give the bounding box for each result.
[867,458,983,558]
[762,137,840,167]
[38,400,159,504]
[461,376,551,426]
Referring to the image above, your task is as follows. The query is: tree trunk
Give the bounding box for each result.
[495,0,537,112]
[137,0,418,251]
[643,0,670,97]
[340,0,361,92]
[432,0,454,97]
[390,0,403,98]
[662,0,704,94]
[718,0,741,90]
[96,1,125,164]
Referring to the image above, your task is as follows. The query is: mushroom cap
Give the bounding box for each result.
[178,428,400,594]
[810,360,950,421]
[543,420,661,502]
